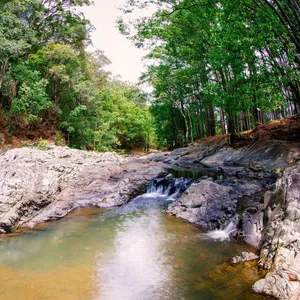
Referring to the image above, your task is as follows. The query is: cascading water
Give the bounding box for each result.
[147,174,241,243]
[205,215,239,242]
[146,176,192,201]
[100,175,193,217]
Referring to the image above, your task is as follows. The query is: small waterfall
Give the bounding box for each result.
[205,216,239,242]
[146,176,192,200]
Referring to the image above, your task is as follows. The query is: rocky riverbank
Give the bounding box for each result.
[252,164,300,299]
[0,146,165,233]
[0,116,299,299]
[163,137,300,299]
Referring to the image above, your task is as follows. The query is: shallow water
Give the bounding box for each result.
[0,193,266,300]
[168,167,225,180]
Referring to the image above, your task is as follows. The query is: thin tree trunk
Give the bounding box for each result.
[187,108,193,143]
[179,104,189,146]
[220,108,226,135]
[170,104,178,148]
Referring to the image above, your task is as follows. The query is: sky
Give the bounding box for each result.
[79,0,152,85]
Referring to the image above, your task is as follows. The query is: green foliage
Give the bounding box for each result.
[20,140,31,148]
[11,79,51,122]
[36,139,50,151]
[120,0,300,147]
[93,83,155,151]
[0,0,157,152]
[54,131,64,146]
[1,0,299,153]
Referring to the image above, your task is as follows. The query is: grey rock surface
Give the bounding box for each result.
[252,164,300,299]
[166,178,263,233]
[0,146,164,232]
[166,180,235,229]
[164,137,227,168]
[167,139,299,175]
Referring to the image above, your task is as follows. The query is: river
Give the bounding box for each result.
[0,185,266,299]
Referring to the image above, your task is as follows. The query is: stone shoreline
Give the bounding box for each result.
[0,138,299,299]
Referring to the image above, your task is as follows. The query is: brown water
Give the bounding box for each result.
[0,193,267,300]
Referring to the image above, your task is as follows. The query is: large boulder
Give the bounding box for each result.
[166,177,264,247]
[0,146,164,232]
[166,180,236,230]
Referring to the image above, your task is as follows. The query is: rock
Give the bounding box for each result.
[236,140,296,170]
[252,257,300,299]
[231,252,259,264]
[165,137,228,168]
[252,164,300,299]
[249,161,264,172]
[0,146,164,232]
[166,176,265,234]
[236,169,249,178]
[200,148,242,166]
[166,180,236,230]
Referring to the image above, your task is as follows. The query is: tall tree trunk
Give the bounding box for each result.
[220,108,226,135]
[179,101,189,146]
[205,105,216,137]
[227,113,235,135]
[187,108,193,143]
[209,104,216,136]
[170,104,178,148]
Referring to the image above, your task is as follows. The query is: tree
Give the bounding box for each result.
[120,0,299,147]
[0,0,92,106]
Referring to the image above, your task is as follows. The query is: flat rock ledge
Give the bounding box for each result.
[0,146,165,233]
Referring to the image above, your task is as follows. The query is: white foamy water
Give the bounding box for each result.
[205,217,238,242]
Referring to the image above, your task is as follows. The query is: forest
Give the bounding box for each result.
[0,0,299,150]
[0,0,154,151]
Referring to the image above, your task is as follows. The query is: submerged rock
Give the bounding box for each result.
[231,252,259,264]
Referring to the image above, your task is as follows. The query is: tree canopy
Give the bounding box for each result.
[119,0,300,148]
[0,0,155,151]
[1,0,299,151]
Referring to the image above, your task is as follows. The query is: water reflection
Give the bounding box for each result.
[97,210,171,300]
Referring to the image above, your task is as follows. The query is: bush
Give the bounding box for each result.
[36,139,50,150]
